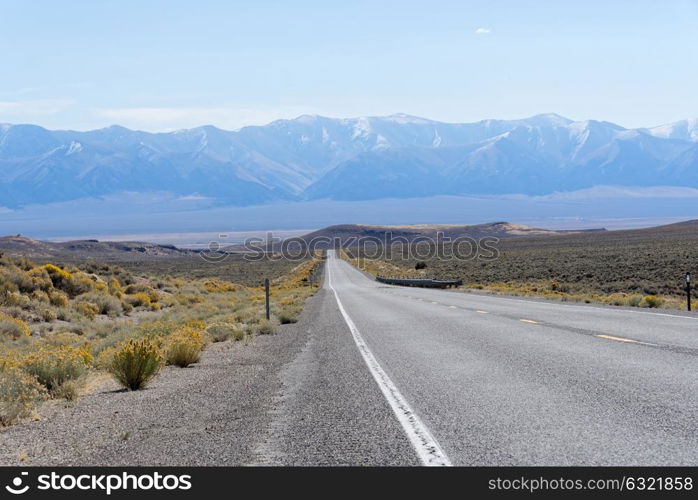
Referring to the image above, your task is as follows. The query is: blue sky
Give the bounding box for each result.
[1,0,696,131]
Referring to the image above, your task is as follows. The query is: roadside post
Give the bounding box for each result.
[264,278,271,320]
[686,272,692,312]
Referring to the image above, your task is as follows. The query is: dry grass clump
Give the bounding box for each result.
[254,319,277,336]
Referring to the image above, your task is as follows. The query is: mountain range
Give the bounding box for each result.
[1,113,697,208]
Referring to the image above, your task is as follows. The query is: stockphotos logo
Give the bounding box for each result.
[5,472,30,495]
[2,471,192,496]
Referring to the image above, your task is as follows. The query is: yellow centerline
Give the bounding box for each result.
[596,334,657,346]
[519,319,538,324]
[476,310,489,314]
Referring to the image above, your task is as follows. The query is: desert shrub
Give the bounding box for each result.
[415,261,427,270]
[0,266,34,293]
[41,331,83,346]
[54,307,74,322]
[1,306,31,323]
[65,272,94,296]
[164,327,207,367]
[277,309,298,324]
[185,319,206,331]
[642,295,664,308]
[254,319,277,336]
[108,278,123,297]
[0,367,48,426]
[125,292,151,308]
[175,293,205,305]
[48,290,69,307]
[0,279,19,304]
[74,301,99,320]
[234,306,262,324]
[627,295,643,307]
[39,308,57,322]
[203,279,237,293]
[27,267,52,291]
[207,323,243,342]
[54,379,80,401]
[30,289,49,303]
[136,320,178,338]
[108,338,163,390]
[76,293,123,317]
[42,264,72,288]
[0,313,31,339]
[5,291,31,308]
[20,345,92,395]
[124,285,159,302]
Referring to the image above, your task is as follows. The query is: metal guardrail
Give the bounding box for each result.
[376,276,463,288]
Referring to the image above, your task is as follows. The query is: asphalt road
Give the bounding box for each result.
[278,251,697,466]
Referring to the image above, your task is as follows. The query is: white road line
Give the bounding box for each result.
[327,256,452,467]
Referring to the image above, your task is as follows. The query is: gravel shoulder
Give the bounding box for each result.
[251,286,419,466]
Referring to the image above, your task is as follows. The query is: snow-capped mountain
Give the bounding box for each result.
[0,113,697,207]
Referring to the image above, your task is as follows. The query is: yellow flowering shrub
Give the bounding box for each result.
[74,301,99,320]
[0,366,48,426]
[27,267,52,291]
[164,327,207,367]
[125,292,151,308]
[202,279,237,293]
[108,338,163,390]
[184,319,206,331]
[31,289,49,302]
[48,290,69,307]
[136,320,177,338]
[20,344,93,395]
[124,285,159,302]
[206,323,244,342]
[65,272,94,296]
[0,313,31,339]
[42,264,72,287]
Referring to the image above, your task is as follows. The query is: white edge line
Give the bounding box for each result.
[327,255,452,467]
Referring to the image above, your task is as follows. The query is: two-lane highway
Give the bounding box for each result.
[309,251,697,465]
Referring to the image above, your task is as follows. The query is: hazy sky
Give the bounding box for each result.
[1,0,696,131]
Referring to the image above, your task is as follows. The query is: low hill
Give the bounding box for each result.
[0,235,192,261]
[302,222,602,244]
[227,222,605,252]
